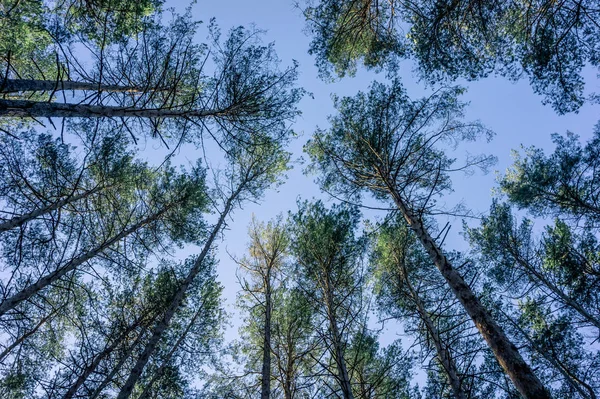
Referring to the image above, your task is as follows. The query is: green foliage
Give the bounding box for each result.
[307,80,493,212]
[303,0,600,113]
[500,127,600,226]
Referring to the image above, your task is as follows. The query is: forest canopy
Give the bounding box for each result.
[0,0,598,398]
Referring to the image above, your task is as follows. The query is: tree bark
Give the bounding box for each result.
[115,189,241,399]
[0,208,167,316]
[0,79,146,93]
[0,186,103,233]
[0,99,231,119]
[389,188,551,399]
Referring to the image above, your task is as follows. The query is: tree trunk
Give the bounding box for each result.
[400,264,466,399]
[115,189,240,399]
[137,306,205,399]
[62,320,143,399]
[323,278,354,399]
[0,209,166,316]
[261,272,272,399]
[502,309,596,399]
[0,186,103,233]
[0,308,59,362]
[89,325,149,399]
[389,189,551,399]
[0,99,229,119]
[0,79,146,93]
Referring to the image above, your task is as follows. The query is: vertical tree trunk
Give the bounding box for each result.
[261,271,273,399]
[115,189,240,399]
[0,208,167,316]
[323,279,354,399]
[0,186,103,233]
[389,189,551,399]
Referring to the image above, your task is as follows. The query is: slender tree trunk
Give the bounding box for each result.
[400,264,466,399]
[323,279,354,399]
[89,325,149,399]
[511,251,600,331]
[62,320,143,399]
[501,310,596,399]
[0,99,230,119]
[0,186,103,233]
[0,308,59,362]
[0,209,167,316]
[115,189,241,399]
[137,306,204,399]
[389,189,551,399]
[0,79,146,93]
[261,273,272,399]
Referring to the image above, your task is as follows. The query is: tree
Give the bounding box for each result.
[372,217,475,399]
[465,129,600,398]
[289,201,367,399]
[235,215,289,399]
[499,127,600,228]
[302,0,600,113]
[306,80,550,398]
[114,133,292,399]
[1,9,302,150]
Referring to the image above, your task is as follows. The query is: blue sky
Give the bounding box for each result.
[160,0,600,351]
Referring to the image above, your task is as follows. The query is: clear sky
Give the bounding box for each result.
[159,0,599,352]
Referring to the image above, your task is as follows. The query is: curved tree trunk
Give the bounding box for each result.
[389,188,551,399]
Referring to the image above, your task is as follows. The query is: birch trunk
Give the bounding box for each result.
[389,189,551,399]
[0,209,166,316]
[0,186,103,233]
[0,99,229,119]
[115,189,240,399]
